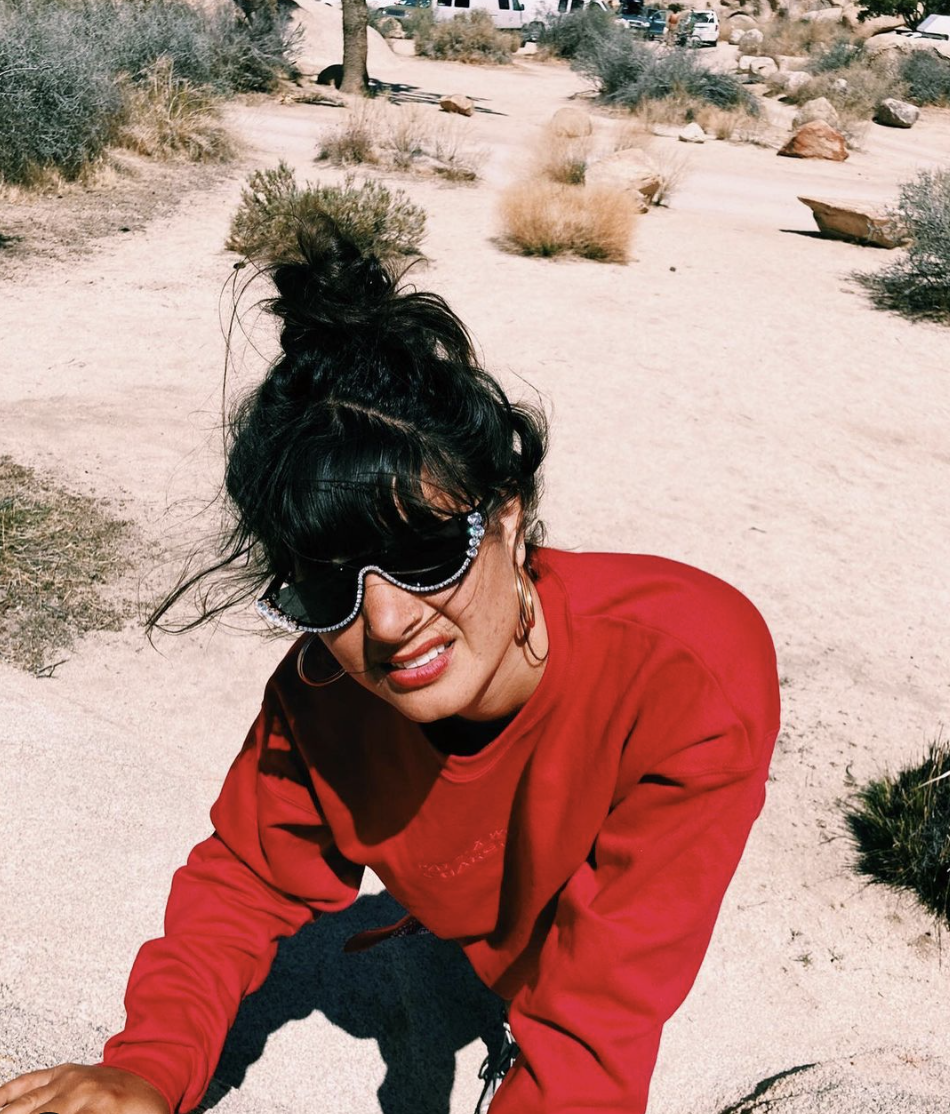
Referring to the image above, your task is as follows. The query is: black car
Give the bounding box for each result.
[618,3,655,34]
[647,8,669,38]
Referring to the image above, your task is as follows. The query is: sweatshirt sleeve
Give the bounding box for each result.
[493,638,779,1114]
[100,679,364,1114]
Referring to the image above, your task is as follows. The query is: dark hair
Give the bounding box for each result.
[149,219,548,633]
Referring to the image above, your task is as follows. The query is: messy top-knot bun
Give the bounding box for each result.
[149,217,548,633]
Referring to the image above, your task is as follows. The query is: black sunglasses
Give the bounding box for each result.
[255,507,487,634]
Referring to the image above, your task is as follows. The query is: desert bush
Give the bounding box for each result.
[900,50,950,105]
[535,133,591,185]
[786,55,902,141]
[845,740,950,922]
[855,166,950,320]
[808,35,868,73]
[115,57,233,161]
[578,43,758,113]
[413,9,514,64]
[0,456,132,674]
[756,14,846,58]
[227,161,426,263]
[403,6,436,41]
[318,102,381,166]
[498,180,636,263]
[0,0,296,183]
[0,1,122,182]
[538,6,615,60]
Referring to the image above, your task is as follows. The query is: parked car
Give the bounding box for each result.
[434,0,526,32]
[618,4,655,33]
[677,8,718,46]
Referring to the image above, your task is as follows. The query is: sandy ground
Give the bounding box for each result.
[2,4,949,1112]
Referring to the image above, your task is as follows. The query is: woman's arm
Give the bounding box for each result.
[2,682,363,1114]
[493,651,779,1114]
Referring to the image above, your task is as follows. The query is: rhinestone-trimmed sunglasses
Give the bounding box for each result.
[255,508,487,634]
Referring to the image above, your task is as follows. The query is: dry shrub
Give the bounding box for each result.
[625,92,765,143]
[648,146,692,207]
[318,99,382,166]
[784,55,902,145]
[499,180,636,263]
[0,457,134,673]
[319,101,485,181]
[226,161,426,264]
[115,57,233,161]
[756,16,845,59]
[414,9,515,64]
[534,133,592,185]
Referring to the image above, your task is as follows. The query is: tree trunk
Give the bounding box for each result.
[340,0,370,96]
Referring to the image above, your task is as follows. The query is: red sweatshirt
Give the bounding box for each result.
[101,549,780,1114]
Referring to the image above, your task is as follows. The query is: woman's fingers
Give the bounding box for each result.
[0,1067,58,1109]
[0,1080,62,1114]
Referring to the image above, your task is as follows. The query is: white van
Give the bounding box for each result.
[433,0,527,31]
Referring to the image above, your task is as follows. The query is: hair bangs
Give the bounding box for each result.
[273,412,479,568]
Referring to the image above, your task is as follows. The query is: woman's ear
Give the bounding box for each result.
[497,499,525,559]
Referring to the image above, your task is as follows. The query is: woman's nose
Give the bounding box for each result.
[360,573,424,643]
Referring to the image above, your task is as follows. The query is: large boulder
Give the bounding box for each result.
[801,5,844,20]
[785,70,813,95]
[778,119,849,159]
[861,13,909,34]
[749,55,779,77]
[678,122,706,143]
[799,195,909,247]
[738,28,765,49]
[874,97,921,127]
[550,107,593,138]
[439,93,474,117]
[864,32,950,60]
[585,148,661,208]
[728,12,759,28]
[793,96,840,129]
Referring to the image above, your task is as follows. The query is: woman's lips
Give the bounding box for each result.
[385,640,454,690]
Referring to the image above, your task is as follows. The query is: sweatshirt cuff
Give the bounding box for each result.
[98,1047,185,1114]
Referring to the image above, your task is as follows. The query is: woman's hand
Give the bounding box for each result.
[0,1064,169,1114]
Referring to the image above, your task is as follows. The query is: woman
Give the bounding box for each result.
[0,224,779,1114]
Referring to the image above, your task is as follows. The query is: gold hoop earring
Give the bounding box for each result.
[297,636,346,688]
[515,564,536,637]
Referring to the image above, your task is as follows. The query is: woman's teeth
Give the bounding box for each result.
[392,644,449,670]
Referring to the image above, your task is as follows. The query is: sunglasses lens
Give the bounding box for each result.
[261,509,484,632]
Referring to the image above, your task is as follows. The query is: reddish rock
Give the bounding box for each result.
[778,120,849,161]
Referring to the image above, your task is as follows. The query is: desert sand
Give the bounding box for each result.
[1,4,948,1112]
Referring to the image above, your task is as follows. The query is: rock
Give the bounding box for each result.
[779,54,810,70]
[864,32,950,60]
[801,5,844,20]
[738,28,764,49]
[728,12,758,28]
[738,53,756,71]
[831,76,848,92]
[793,96,840,129]
[439,93,474,117]
[799,195,908,246]
[550,107,593,138]
[779,120,849,159]
[678,122,706,143]
[860,13,907,34]
[729,27,747,44]
[749,56,778,77]
[875,97,920,127]
[785,70,813,95]
[585,148,661,208]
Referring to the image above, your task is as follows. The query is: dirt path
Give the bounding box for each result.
[2,18,949,1114]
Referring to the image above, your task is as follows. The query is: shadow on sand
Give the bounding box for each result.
[195,890,506,1114]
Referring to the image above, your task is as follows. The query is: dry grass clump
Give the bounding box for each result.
[318,101,486,182]
[499,181,636,263]
[412,9,516,64]
[756,15,846,60]
[845,739,950,924]
[0,457,133,674]
[627,92,766,142]
[115,57,233,161]
[534,133,592,185]
[226,161,426,264]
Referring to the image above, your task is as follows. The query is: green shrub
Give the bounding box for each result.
[538,6,614,60]
[403,7,436,42]
[576,41,757,113]
[856,166,950,321]
[226,161,427,263]
[808,36,867,74]
[414,9,515,63]
[845,741,950,922]
[900,50,950,105]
